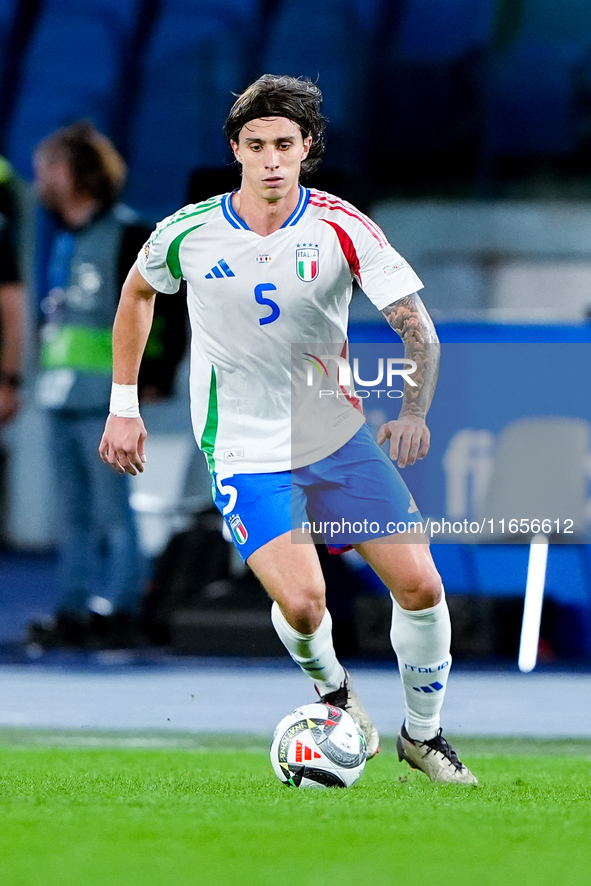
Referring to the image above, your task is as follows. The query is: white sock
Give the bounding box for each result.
[390,589,452,742]
[271,602,346,694]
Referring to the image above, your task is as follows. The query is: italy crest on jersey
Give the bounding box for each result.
[229,513,248,545]
[296,247,319,282]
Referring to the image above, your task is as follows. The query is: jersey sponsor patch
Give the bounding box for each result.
[296,246,319,282]
[382,259,408,276]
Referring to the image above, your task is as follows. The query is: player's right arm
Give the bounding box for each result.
[98,263,156,475]
[378,291,440,468]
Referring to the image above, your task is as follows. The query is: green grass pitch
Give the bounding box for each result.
[1,731,590,886]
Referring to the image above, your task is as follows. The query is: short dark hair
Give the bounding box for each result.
[35,120,126,206]
[224,74,327,176]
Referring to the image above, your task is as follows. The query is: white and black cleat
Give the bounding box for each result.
[397,724,478,785]
[318,671,380,760]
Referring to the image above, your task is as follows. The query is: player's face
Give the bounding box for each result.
[33,152,75,216]
[231,117,312,203]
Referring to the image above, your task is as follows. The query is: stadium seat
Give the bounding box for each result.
[0,0,20,85]
[518,0,591,43]
[483,0,591,159]
[123,0,261,220]
[5,0,144,178]
[0,0,36,143]
[349,0,382,35]
[477,417,590,542]
[396,0,496,63]
[369,0,495,163]
[260,0,367,175]
[486,39,585,156]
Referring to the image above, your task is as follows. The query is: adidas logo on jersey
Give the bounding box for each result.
[205,259,235,279]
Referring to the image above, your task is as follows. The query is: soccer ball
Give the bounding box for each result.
[270,702,367,788]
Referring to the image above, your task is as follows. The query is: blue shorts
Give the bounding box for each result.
[212,423,424,561]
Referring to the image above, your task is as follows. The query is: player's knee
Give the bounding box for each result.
[394,567,442,611]
[282,586,325,634]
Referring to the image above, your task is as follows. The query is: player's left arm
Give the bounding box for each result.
[379,291,440,468]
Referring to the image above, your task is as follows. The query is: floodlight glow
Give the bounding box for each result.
[518,533,549,673]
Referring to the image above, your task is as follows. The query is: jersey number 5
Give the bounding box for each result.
[216,474,237,516]
[254,283,280,326]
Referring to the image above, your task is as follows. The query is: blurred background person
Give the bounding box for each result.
[0,156,23,426]
[27,121,186,649]
[0,155,24,547]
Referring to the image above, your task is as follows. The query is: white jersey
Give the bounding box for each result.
[137,187,423,474]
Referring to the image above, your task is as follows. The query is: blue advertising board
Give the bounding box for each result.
[347,324,591,646]
[348,323,591,530]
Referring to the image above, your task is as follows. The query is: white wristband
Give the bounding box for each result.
[109,382,140,418]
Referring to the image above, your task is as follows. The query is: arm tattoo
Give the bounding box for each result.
[381,292,440,419]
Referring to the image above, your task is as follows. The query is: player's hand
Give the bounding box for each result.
[377,414,430,468]
[98,414,147,475]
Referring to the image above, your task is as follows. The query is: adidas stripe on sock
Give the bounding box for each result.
[390,590,452,741]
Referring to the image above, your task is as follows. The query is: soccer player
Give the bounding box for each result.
[99,75,477,784]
